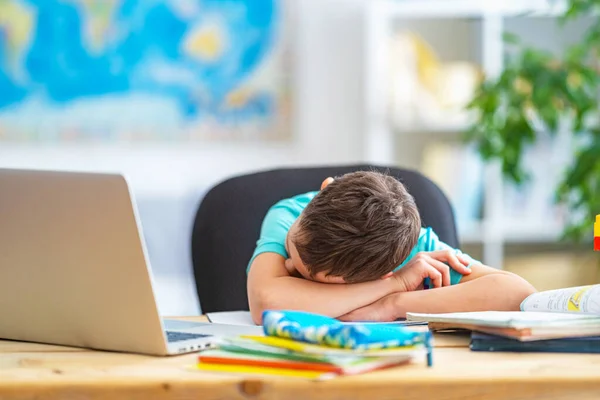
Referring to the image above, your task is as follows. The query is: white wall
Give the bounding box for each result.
[294,0,366,164]
[0,0,369,315]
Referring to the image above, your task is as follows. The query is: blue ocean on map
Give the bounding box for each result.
[0,0,289,141]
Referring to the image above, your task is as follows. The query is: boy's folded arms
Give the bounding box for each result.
[339,264,536,322]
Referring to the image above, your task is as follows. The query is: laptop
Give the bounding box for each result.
[0,168,263,356]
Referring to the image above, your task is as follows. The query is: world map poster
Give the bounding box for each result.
[0,0,291,142]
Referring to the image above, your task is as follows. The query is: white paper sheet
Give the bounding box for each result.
[206,311,256,326]
[406,311,600,328]
[520,285,600,315]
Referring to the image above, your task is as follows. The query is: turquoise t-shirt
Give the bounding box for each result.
[248,191,478,285]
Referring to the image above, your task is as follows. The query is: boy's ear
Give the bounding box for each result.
[381,271,394,279]
[321,177,334,190]
[326,275,346,284]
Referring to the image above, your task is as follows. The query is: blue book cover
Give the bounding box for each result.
[470,332,600,353]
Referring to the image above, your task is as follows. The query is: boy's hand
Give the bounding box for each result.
[284,258,296,275]
[392,250,472,292]
[283,258,305,278]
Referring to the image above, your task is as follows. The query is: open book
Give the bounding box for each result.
[406,285,600,341]
[520,284,600,314]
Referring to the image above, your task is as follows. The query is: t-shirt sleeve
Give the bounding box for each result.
[424,228,481,285]
[246,204,295,273]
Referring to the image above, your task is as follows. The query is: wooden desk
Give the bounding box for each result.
[2,317,600,400]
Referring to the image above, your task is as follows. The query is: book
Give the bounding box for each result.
[199,349,346,373]
[405,284,600,341]
[470,332,600,353]
[196,362,338,381]
[217,336,372,364]
[198,348,413,376]
[235,335,427,357]
[195,336,421,381]
[520,284,600,314]
[406,311,600,341]
[195,310,432,380]
[195,333,427,380]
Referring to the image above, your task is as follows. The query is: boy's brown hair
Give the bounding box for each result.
[291,171,421,283]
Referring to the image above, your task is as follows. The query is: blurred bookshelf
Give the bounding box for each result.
[363,0,582,268]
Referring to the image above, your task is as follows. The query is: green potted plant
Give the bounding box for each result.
[465,0,600,241]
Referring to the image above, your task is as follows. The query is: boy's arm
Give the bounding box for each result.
[247,250,472,324]
[338,264,537,322]
[247,252,403,324]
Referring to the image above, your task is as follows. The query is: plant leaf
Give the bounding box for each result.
[502,32,521,45]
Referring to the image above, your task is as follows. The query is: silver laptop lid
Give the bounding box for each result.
[0,169,170,355]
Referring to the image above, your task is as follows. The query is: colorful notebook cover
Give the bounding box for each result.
[261,310,433,366]
[262,310,431,349]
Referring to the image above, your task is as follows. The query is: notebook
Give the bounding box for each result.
[198,347,414,376]
[195,335,427,381]
[470,332,600,353]
[195,310,431,381]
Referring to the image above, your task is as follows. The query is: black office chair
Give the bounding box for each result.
[191,165,458,313]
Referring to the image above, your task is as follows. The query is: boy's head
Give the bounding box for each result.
[285,171,421,284]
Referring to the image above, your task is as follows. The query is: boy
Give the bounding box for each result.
[247,171,535,324]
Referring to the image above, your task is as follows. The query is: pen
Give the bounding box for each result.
[425,331,433,367]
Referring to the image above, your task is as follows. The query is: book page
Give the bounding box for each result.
[520,285,600,315]
[406,311,596,327]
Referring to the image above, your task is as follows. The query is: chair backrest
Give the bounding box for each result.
[191,164,458,313]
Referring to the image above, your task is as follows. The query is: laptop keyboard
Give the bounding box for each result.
[166,331,211,343]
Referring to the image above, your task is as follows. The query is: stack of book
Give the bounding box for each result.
[406,285,600,353]
[195,334,430,380]
[407,310,600,341]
